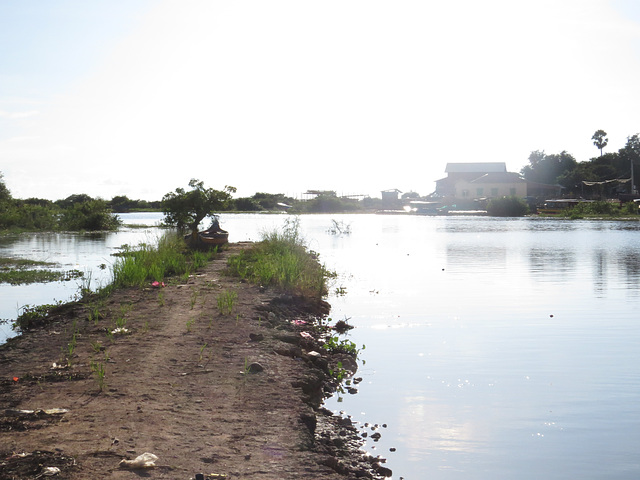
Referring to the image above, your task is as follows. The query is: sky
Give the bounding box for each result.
[1,0,640,201]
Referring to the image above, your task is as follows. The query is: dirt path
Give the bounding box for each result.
[0,243,391,479]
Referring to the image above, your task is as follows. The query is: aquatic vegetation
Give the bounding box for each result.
[334,286,347,296]
[328,219,352,235]
[323,336,360,356]
[0,257,84,285]
[11,302,65,332]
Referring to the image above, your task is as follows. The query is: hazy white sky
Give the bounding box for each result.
[1,0,640,201]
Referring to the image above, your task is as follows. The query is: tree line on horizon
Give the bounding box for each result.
[3,130,638,230]
[0,172,386,231]
[521,131,640,197]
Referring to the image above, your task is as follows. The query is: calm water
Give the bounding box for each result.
[2,213,640,479]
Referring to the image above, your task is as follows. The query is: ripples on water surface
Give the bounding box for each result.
[2,213,640,479]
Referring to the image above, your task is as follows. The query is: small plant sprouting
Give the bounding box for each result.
[88,304,102,324]
[190,289,199,310]
[157,291,165,307]
[114,315,127,330]
[114,303,131,330]
[65,333,77,366]
[91,341,103,353]
[243,357,251,375]
[198,343,208,364]
[186,318,195,332]
[217,290,238,315]
[105,327,114,343]
[90,357,107,391]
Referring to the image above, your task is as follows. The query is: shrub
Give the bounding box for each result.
[487,196,529,217]
[565,200,621,217]
[59,199,121,231]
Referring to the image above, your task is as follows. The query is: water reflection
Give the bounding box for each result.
[447,245,507,268]
[528,248,575,276]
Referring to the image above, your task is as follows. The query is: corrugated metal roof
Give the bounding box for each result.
[445,162,507,173]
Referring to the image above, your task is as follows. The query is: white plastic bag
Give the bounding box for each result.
[119,452,158,469]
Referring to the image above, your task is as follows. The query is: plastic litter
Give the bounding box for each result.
[5,408,68,417]
[119,452,158,469]
[42,466,61,476]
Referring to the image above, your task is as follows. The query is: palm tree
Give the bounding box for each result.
[592,130,608,157]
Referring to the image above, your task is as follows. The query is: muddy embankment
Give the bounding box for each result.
[0,243,392,479]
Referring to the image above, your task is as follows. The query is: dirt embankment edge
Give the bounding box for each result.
[0,243,392,480]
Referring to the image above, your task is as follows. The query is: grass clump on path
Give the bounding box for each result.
[111,232,213,288]
[226,218,334,299]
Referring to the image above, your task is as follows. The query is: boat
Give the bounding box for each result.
[184,218,229,249]
[537,199,592,215]
[408,201,450,215]
[197,230,228,246]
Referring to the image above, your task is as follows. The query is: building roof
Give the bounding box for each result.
[445,162,507,173]
[469,172,525,184]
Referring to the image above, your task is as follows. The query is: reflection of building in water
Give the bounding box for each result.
[447,245,507,268]
[528,248,576,278]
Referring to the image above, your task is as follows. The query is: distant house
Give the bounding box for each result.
[381,189,402,208]
[381,189,402,202]
[435,163,561,200]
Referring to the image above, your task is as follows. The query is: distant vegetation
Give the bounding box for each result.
[563,200,637,219]
[0,177,121,231]
[521,131,640,198]
[3,129,639,230]
[0,172,384,233]
[230,191,382,213]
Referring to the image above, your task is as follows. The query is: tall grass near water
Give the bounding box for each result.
[226,218,334,299]
[111,232,212,288]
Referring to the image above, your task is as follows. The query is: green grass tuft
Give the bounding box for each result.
[226,217,334,299]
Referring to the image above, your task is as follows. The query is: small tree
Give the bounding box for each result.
[592,130,608,157]
[162,179,235,235]
[0,172,11,202]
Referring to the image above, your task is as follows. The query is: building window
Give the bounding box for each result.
[491,188,498,196]
[476,188,484,196]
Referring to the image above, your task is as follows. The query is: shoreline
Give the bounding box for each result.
[0,243,391,479]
